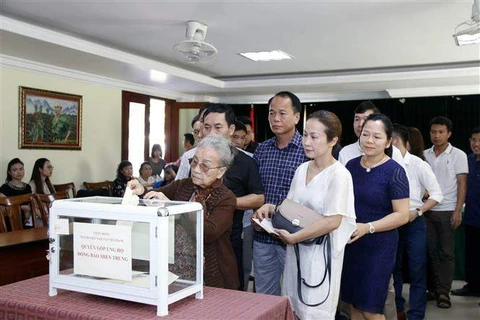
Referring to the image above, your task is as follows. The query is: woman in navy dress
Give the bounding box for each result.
[341,113,409,319]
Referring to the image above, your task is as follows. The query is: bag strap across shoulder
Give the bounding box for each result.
[294,234,331,307]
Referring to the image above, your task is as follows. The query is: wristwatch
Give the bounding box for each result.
[416,208,423,217]
[368,222,375,234]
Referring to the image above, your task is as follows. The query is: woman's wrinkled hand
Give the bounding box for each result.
[253,204,274,221]
[143,191,170,201]
[127,179,144,195]
[348,223,368,244]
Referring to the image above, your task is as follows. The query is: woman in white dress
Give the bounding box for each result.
[254,110,356,319]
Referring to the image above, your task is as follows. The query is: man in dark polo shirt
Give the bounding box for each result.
[202,103,265,289]
[452,126,480,298]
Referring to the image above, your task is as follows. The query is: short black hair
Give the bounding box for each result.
[237,115,252,126]
[183,133,195,145]
[392,123,409,146]
[191,115,200,128]
[202,103,236,126]
[472,126,480,135]
[429,116,452,132]
[354,101,381,114]
[268,91,303,114]
[234,120,247,133]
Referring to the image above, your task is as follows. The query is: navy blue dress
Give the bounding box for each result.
[341,156,409,314]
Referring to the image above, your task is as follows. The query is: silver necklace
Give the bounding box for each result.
[363,155,387,173]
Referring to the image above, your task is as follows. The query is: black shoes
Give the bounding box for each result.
[451,286,480,297]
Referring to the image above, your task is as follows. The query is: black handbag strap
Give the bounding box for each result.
[294,234,331,307]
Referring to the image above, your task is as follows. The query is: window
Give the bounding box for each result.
[121,91,173,175]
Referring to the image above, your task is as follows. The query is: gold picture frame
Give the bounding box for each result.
[19,86,83,150]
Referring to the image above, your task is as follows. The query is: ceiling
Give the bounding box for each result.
[1,0,479,103]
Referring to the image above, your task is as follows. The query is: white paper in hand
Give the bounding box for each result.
[252,218,279,235]
[121,187,139,206]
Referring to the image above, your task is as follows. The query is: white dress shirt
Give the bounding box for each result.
[175,147,197,180]
[404,151,443,210]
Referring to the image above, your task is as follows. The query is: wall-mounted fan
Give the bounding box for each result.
[453,0,480,45]
[173,21,218,63]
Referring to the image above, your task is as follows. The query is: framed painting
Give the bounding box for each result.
[19,86,83,150]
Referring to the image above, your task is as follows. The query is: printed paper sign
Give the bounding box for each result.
[74,222,132,281]
[53,218,70,235]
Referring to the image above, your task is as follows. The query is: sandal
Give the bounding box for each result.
[436,294,451,309]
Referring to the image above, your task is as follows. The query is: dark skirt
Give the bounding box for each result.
[341,229,398,314]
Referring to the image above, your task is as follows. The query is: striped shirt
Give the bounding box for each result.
[253,131,308,245]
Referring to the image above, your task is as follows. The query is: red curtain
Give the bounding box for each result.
[249,104,255,142]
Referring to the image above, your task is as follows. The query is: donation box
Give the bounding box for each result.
[48,196,203,316]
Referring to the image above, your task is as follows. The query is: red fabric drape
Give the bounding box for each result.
[249,104,255,142]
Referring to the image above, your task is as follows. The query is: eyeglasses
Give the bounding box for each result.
[47,166,54,170]
[189,158,224,173]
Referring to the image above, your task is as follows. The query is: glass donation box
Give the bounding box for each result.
[48,196,204,316]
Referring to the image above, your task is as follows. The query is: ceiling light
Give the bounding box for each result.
[239,50,293,62]
[453,0,480,46]
[150,70,168,82]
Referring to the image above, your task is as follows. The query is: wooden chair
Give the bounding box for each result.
[33,190,70,226]
[83,181,114,196]
[53,182,77,198]
[0,194,37,232]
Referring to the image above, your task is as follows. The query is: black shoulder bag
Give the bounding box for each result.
[271,198,332,306]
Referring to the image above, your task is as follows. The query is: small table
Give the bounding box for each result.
[0,227,49,286]
[0,275,295,319]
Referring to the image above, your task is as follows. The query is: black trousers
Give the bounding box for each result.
[465,224,480,292]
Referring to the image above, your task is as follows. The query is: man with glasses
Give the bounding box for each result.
[252,91,308,296]
[202,103,265,290]
[237,115,258,153]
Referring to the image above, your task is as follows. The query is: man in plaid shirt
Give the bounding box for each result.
[252,91,308,295]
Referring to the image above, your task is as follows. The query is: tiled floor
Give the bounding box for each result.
[415,281,480,320]
[248,280,480,319]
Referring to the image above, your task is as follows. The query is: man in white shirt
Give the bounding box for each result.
[392,124,443,320]
[176,107,209,180]
[338,101,405,169]
[424,116,468,309]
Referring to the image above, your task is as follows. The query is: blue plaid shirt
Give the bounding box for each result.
[253,131,308,245]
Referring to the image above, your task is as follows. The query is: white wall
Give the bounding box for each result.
[0,66,122,190]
